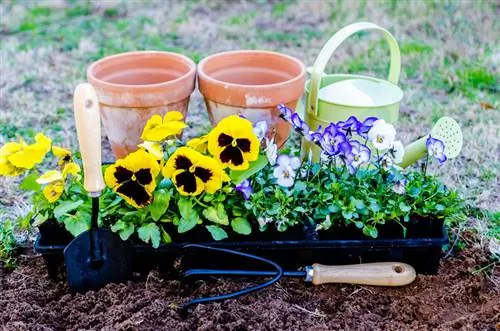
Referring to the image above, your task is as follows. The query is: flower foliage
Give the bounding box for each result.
[1,104,463,247]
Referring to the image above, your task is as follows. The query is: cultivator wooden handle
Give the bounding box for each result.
[73,83,105,195]
[311,262,416,286]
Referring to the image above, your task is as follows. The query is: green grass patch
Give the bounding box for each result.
[400,42,433,55]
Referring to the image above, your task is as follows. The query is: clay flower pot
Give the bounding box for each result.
[87,51,196,158]
[197,50,306,147]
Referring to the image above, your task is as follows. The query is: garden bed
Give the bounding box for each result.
[1,244,498,330]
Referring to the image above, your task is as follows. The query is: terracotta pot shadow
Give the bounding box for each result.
[87,51,196,158]
[197,50,306,147]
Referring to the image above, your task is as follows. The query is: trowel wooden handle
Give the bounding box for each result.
[73,83,105,194]
[312,262,416,286]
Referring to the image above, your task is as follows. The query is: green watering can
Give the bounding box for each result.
[302,22,404,160]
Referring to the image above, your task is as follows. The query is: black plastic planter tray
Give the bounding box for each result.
[35,218,448,280]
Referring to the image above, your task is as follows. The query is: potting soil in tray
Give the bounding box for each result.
[35,217,448,278]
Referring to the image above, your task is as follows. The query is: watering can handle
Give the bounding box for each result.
[308,22,401,116]
[73,83,105,194]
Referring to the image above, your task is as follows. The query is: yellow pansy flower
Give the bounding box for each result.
[36,162,81,202]
[207,116,260,170]
[139,141,164,160]
[0,133,51,176]
[43,181,65,203]
[163,147,225,196]
[0,142,26,176]
[104,149,160,208]
[52,146,72,165]
[141,111,187,142]
[186,134,209,153]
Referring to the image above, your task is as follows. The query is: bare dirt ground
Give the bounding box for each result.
[0,245,499,330]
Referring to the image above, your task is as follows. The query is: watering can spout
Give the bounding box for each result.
[398,136,429,168]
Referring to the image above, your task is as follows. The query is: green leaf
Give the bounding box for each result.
[177,198,199,233]
[202,203,229,225]
[149,189,170,221]
[20,173,41,191]
[362,225,378,238]
[229,154,268,184]
[138,223,161,248]
[32,212,48,227]
[399,202,411,213]
[63,211,91,237]
[231,217,252,235]
[161,228,172,244]
[54,200,84,219]
[205,225,228,241]
[110,220,135,241]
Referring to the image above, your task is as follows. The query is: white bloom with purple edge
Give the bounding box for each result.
[253,121,268,141]
[368,119,396,150]
[345,140,371,168]
[389,140,405,164]
[426,135,447,163]
[265,138,278,165]
[392,179,407,195]
[273,154,301,187]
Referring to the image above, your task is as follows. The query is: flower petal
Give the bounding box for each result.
[43,181,64,203]
[37,170,63,184]
[164,111,184,122]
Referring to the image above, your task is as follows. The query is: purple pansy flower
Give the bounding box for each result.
[235,179,252,200]
[323,122,338,136]
[357,117,378,139]
[277,104,293,120]
[337,116,360,136]
[392,178,408,195]
[290,112,309,132]
[304,126,323,144]
[426,135,447,163]
[320,131,347,156]
[345,140,371,168]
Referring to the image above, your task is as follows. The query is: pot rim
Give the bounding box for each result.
[197,49,306,90]
[87,51,197,91]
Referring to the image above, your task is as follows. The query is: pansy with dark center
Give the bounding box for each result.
[104,149,160,209]
[208,115,260,171]
[163,147,225,196]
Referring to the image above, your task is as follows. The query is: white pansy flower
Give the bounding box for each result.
[273,155,300,187]
[389,140,405,164]
[253,121,269,141]
[379,155,394,170]
[368,119,396,150]
[265,138,278,165]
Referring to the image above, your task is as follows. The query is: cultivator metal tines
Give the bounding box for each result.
[180,244,416,313]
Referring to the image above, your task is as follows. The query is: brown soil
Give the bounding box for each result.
[1,247,498,331]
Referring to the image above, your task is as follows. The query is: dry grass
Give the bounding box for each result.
[0,0,498,251]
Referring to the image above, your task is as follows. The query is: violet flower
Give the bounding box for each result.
[426,135,447,163]
[290,113,309,132]
[323,122,338,136]
[277,104,292,120]
[304,126,323,144]
[345,140,371,168]
[392,179,408,195]
[320,131,347,156]
[337,116,360,136]
[273,155,301,187]
[357,117,378,139]
[235,179,252,200]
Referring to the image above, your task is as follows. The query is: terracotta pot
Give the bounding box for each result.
[197,50,306,147]
[87,51,196,158]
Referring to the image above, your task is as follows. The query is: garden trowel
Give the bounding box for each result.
[398,116,463,168]
[64,83,132,293]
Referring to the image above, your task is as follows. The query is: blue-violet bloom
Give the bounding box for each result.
[426,135,447,163]
[345,140,371,168]
[235,179,252,200]
[277,104,293,120]
[357,117,378,139]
